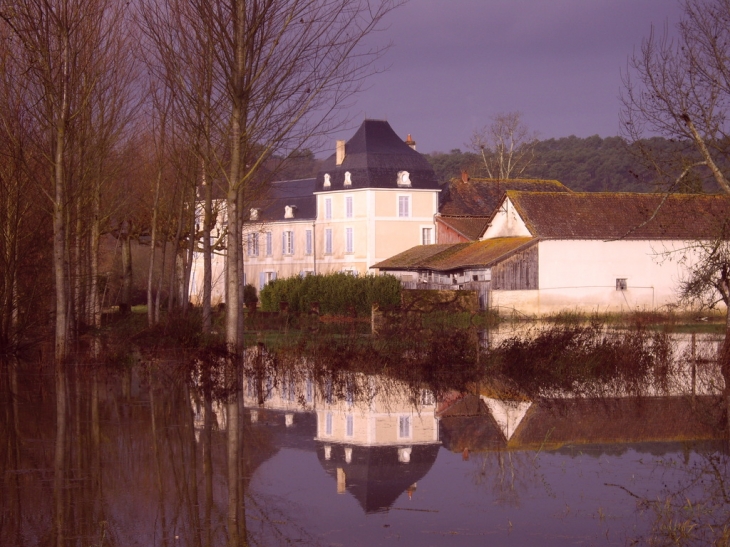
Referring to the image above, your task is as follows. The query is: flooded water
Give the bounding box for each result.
[2,326,729,546]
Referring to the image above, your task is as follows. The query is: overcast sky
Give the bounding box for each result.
[327,0,685,155]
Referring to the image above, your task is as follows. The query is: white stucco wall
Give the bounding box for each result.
[481,198,531,239]
[491,239,716,315]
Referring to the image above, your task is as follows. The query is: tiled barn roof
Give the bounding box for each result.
[503,191,730,240]
[436,215,491,241]
[374,237,535,272]
[440,178,570,216]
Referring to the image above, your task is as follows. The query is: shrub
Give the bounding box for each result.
[243,284,258,307]
[259,272,400,315]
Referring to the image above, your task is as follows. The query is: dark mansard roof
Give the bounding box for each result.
[246,178,317,222]
[315,119,440,192]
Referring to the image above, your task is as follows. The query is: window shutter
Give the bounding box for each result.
[259,272,265,290]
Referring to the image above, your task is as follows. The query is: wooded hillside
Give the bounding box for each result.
[426,135,719,193]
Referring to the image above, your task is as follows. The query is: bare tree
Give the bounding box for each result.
[139,0,403,350]
[621,1,730,300]
[621,0,730,430]
[469,111,538,180]
[0,0,136,360]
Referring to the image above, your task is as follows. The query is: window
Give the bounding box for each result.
[259,271,276,290]
[397,170,411,187]
[306,377,313,403]
[305,229,313,255]
[422,227,432,245]
[324,377,333,404]
[616,278,627,291]
[344,171,352,186]
[345,196,353,218]
[346,415,354,437]
[325,198,332,219]
[325,228,333,254]
[281,375,295,402]
[265,231,272,255]
[325,412,333,435]
[247,233,259,256]
[398,415,411,439]
[283,231,294,255]
[265,375,273,401]
[346,227,354,254]
[398,195,410,218]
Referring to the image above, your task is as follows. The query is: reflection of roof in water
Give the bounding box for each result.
[439,395,725,453]
[316,443,440,514]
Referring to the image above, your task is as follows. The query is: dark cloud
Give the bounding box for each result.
[325,0,684,155]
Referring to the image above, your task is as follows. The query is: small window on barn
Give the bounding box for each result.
[616,278,627,291]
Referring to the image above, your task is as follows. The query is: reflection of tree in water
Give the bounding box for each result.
[2,319,728,545]
[0,355,325,546]
[618,448,730,546]
[469,449,545,509]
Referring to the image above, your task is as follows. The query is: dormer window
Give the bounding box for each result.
[397,171,411,187]
[323,173,331,187]
[284,205,296,219]
[344,171,352,186]
[250,208,260,221]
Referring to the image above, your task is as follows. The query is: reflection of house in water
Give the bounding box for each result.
[439,394,725,455]
[314,375,440,513]
[240,367,441,513]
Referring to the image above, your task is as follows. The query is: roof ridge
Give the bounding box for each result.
[506,190,729,199]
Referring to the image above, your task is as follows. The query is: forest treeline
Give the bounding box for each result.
[426,135,719,193]
[288,135,721,193]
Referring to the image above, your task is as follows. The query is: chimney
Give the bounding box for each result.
[461,169,469,183]
[336,140,346,165]
[405,133,416,150]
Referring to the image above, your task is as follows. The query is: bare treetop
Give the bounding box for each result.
[469,111,538,180]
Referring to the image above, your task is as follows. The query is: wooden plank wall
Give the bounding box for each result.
[491,244,538,290]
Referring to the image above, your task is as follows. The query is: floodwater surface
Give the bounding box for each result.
[1,327,729,546]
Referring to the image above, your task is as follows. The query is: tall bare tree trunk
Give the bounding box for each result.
[168,186,185,313]
[202,165,213,333]
[225,0,245,350]
[89,181,101,343]
[182,195,195,313]
[120,219,133,313]
[155,233,166,324]
[148,170,163,325]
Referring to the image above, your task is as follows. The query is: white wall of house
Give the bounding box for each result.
[491,239,710,315]
[481,198,531,239]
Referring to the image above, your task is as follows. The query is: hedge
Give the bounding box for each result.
[259,272,401,315]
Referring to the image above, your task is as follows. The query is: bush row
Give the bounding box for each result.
[258,273,401,315]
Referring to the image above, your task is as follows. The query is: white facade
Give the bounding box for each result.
[491,239,703,315]
[483,195,718,315]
